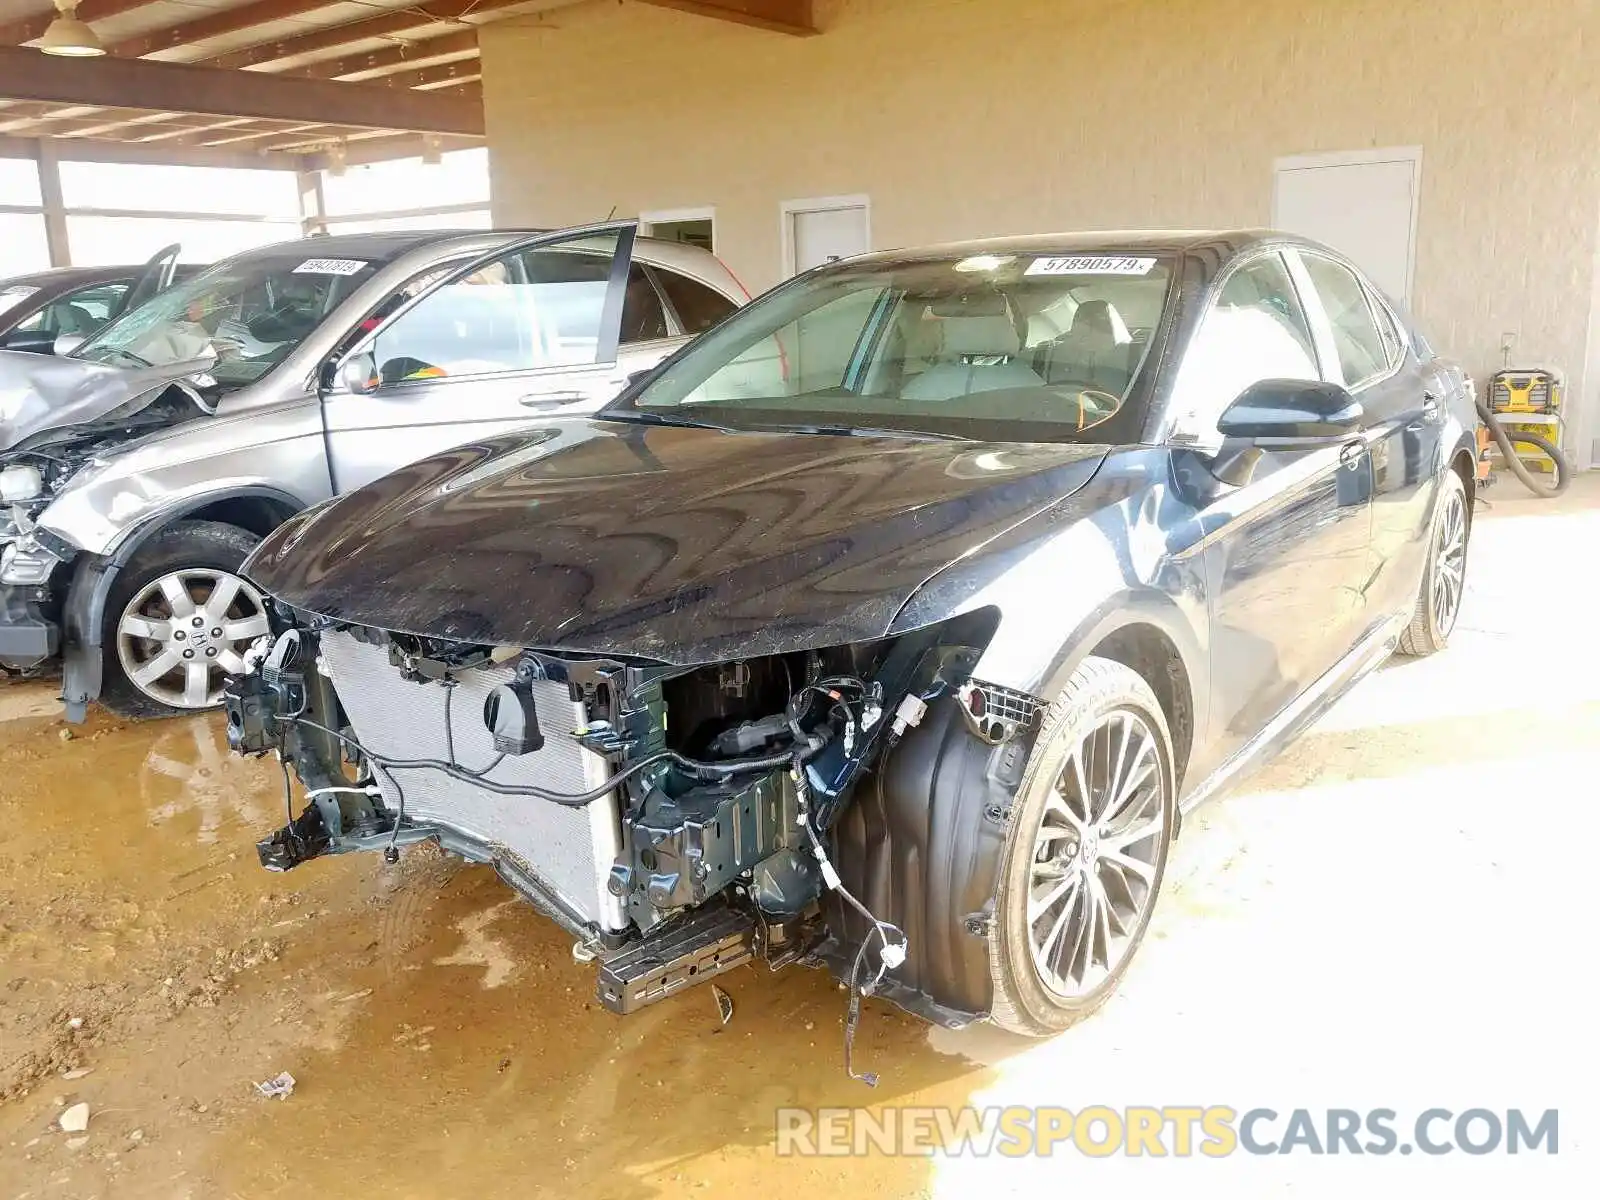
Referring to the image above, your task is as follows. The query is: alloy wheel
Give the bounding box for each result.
[115,569,269,709]
[1027,709,1167,999]
[1432,487,1467,637]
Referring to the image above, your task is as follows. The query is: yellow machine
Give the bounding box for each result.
[1485,367,1564,475]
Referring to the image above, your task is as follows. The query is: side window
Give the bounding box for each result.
[620,264,669,343]
[1169,252,1321,444]
[36,283,130,334]
[1366,288,1406,370]
[371,235,623,385]
[1300,255,1390,389]
[654,268,738,335]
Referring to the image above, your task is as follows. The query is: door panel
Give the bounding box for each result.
[322,223,640,492]
[1292,250,1441,628]
[1164,249,1373,777]
[1199,446,1373,773]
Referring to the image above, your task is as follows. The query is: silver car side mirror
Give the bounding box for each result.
[53,333,86,357]
[340,352,380,396]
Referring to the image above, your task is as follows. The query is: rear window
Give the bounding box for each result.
[654,268,738,335]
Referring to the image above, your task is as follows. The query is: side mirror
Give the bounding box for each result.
[52,333,86,357]
[338,351,380,396]
[1216,379,1362,447]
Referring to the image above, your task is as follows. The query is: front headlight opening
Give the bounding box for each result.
[0,464,43,503]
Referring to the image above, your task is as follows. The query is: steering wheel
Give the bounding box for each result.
[1049,382,1123,430]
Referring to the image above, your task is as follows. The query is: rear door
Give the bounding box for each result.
[1171,250,1375,778]
[1290,249,1442,627]
[321,222,639,492]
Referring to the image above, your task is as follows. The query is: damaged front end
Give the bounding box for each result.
[226,603,1028,1053]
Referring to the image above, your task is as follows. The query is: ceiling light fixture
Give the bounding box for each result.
[38,1,104,57]
[421,134,443,166]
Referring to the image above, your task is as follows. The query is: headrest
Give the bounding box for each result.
[1070,300,1132,344]
[940,313,1023,357]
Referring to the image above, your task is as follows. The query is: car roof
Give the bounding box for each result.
[0,264,151,291]
[847,228,1298,266]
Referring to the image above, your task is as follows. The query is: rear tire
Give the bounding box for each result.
[100,521,268,720]
[1397,470,1469,657]
[988,657,1177,1037]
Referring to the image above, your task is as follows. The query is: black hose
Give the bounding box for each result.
[280,716,826,808]
[1477,399,1570,498]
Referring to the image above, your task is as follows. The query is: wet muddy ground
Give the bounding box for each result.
[4,477,1597,1199]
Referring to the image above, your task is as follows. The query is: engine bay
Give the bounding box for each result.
[225,605,1014,1067]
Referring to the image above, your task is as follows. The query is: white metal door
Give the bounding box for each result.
[1272,149,1421,303]
[783,197,870,276]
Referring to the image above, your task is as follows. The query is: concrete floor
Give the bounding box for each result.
[1,474,1595,1198]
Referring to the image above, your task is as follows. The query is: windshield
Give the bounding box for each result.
[72,252,379,387]
[609,251,1174,441]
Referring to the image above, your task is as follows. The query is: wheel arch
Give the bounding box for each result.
[59,484,307,719]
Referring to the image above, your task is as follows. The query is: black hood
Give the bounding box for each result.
[245,420,1108,664]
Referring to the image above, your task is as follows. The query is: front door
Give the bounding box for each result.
[1291,249,1444,629]
[1165,250,1374,779]
[321,223,638,492]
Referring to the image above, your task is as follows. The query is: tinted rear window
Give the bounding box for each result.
[655,268,737,335]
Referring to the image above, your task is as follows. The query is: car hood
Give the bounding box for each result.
[245,420,1110,664]
[0,348,215,454]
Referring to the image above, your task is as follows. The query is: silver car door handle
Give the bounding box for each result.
[519,391,585,408]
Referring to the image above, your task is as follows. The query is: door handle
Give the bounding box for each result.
[519,390,584,408]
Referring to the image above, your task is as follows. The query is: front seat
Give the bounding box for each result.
[1046,299,1134,392]
[902,311,1045,402]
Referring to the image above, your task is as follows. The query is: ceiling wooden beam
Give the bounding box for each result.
[0,0,156,47]
[106,0,344,59]
[634,0,815,35]
[207,0,531,71]
[0,45,485,134]
[284,30,479,81]
[370,61,482,90]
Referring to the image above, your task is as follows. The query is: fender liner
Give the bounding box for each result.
[59,484,305,721]
[824,696,1027,1025]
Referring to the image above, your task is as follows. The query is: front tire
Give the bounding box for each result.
[1397,470,1469,657]
[988,657,1177,1037]
[100,521,270,720]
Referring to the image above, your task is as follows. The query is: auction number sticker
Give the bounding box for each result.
[1025,256,1157,276]
[294,258,370,276]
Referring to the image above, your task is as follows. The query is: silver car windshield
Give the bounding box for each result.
[613,251,1174,443]
[72,254,379,387]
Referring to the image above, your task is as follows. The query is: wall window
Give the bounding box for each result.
[0,214,50,277]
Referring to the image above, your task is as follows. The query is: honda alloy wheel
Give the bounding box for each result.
[116,568,269,709]
[989,657,1177,1036]
[100,520,266,719]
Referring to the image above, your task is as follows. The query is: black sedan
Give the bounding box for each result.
[0,245,194,354]
[226,230,1475,1050]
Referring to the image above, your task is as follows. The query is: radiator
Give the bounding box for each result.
[319,630,627,930]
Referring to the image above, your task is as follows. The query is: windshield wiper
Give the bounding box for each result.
[86,347,151,369]
[598,410,744,434]
[783,423,970,442]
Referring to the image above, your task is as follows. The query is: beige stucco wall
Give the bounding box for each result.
[482,0,1600,463]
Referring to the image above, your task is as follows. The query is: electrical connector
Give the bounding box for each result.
[890,694,927,738]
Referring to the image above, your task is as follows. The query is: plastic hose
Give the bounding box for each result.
[1477,398,1571,498]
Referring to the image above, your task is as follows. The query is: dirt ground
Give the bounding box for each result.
[3,473,1597,1199]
